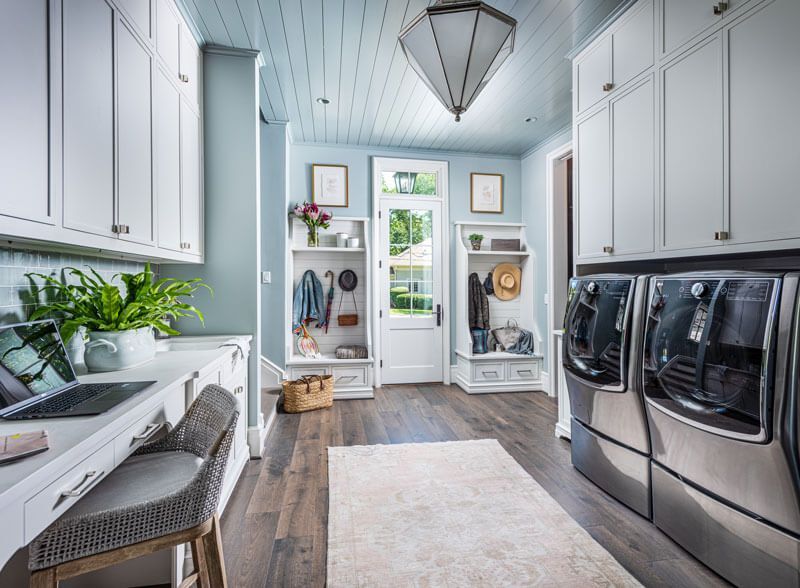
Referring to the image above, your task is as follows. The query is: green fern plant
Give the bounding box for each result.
[26,263,211,343]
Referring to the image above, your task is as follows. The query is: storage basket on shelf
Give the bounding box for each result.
[282,375,334,413]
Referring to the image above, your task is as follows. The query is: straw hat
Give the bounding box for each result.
[492,263,521,301]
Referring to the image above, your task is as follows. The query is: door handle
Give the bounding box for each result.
[435,304,442,326]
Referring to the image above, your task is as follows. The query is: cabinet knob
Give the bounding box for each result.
[120,224,130,234]
[714,231,729,241]
[179,73,189,83]
[602,245,614,253]
[602,82,614,92]
[713,2,728,14]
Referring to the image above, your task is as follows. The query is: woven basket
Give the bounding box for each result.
[282,375,333,413]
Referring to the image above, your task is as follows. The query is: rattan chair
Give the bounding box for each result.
[28,384,239,588]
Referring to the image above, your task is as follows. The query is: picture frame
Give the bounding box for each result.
[312,164,349,207]
[470,173,503,214]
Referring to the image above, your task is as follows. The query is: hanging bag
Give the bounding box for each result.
[337,269,359,326]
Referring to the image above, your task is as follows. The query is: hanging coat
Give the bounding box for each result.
[468,272,490,330]
[292,270,327,329]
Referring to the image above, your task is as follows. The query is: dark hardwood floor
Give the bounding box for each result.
[220,386,728,587]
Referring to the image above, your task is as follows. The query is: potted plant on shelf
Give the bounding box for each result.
[293,201,333,247]
[469,233,484,251]
[26,264,211,372]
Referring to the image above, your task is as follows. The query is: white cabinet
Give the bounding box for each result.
[0,0,51,224]
[116,17,155,245]
[180,99,202,256]
[155,0,180,75]
[661,0,755,56]
[179,27,201,104]
[116,0,151,40]
[155,68,183,252]
[661,34,724,250]
[62,0,116,238]
[575,106,611,258]
[611,77,654,256]
[726,0,800,245]
[575,0,653,116]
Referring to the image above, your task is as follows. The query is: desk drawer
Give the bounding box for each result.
[508,359,540,381]
[288,366,328,380]
[472,362,505,382]
[332,366,367,388]
[114,389,184,464]
[25,443,114,543]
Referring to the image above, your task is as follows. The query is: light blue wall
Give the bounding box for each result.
[287,140,522,362]
[520,128,572,366]
[260,122,288,368]
[163,48,262,427]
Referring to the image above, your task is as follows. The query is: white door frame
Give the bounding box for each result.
[372,156,450,388]
[545,141,573,399]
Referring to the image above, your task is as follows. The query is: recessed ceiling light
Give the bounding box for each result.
[524,116,538,123]
[316,97,331,105]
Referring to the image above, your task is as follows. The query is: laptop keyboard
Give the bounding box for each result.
[12,383,117,417]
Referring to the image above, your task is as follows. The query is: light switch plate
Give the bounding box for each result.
[261,271,271,284]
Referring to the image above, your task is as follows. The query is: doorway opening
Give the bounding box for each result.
[372,157,450,387]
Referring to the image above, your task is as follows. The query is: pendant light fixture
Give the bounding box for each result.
[398,0,516,122]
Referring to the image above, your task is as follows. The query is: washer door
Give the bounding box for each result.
[563,278,634,391]
[642,277,779,441]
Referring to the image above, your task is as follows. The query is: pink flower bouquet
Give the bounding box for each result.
[292,201,332,247]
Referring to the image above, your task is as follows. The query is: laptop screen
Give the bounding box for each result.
[0,320,77,411]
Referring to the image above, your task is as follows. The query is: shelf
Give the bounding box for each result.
[291,247,366,253]
[455,349,544,360]
[286,354,374,366]
[468,250,530,257]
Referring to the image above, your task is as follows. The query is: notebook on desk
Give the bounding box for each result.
[0,320,154,420]
[0,430,48,464]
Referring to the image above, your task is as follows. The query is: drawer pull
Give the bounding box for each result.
[61,470,103,498]
[482,370,499,377]
[714,231,729,241]
[516,369,533,375]
[602,245,613,253]
[132,422,161,441]
[336,375,357,383]
[602,82,614,92]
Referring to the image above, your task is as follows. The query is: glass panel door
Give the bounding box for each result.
[563,278,633,389]
[642,277,779,439]
[389,209,433,317]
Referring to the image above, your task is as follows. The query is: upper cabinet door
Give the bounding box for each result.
[727,0,800,245]
[661,35,724,250]
[0,0,51,224]
[116,0,151,40]
[116,18,154,245]
[180,99,202,256]
[612,0,654,88]
[611,77,655,256]
[576,106,612,258]
[575,36,611,115]
[156,0,180,76]
[179,27,200,105]
[155,68,182,252]
[62,0,115,238]
[661,0,722,56]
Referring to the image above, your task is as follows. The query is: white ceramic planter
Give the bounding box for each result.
[84,327,156,372]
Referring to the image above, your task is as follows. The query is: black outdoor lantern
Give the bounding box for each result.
[398,0,516,122]
[393,172,418,194]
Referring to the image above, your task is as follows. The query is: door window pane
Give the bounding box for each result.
[388,208,433,317]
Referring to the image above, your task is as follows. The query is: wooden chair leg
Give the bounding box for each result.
[200,514,227,588]
[190,537,211,588]
[29,568,58,588]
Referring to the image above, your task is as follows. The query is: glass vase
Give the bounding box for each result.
[307,227,319,247]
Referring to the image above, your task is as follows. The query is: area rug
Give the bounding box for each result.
[327,439,640,587]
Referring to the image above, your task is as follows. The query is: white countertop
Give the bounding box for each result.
[0,335,250,504]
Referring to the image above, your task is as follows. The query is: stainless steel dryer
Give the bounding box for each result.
[642,271,800,586]
[563,274,651,518]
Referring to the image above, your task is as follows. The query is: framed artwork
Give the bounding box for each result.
[470,173,503,213]
[312,164,349,207]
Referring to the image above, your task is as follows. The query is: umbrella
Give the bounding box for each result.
[324,270,335,333]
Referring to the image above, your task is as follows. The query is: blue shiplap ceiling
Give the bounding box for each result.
[179,0,626,156]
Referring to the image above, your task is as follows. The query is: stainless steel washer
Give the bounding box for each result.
[642,271,800,586]
[562,274,651,518]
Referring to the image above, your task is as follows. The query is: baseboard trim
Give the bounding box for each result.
[247,401,277,459]
[261,355,285,390]
[334,388,375,400]
[454,374,547,395]
[555,421,571,440]
[541,370,551,396]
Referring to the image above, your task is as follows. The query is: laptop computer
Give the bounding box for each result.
[0,320,154,420]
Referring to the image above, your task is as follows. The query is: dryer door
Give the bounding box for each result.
[563,278,634,391]
[642,276,780,442]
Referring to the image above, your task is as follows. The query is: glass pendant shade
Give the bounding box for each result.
[399,1,516,122]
